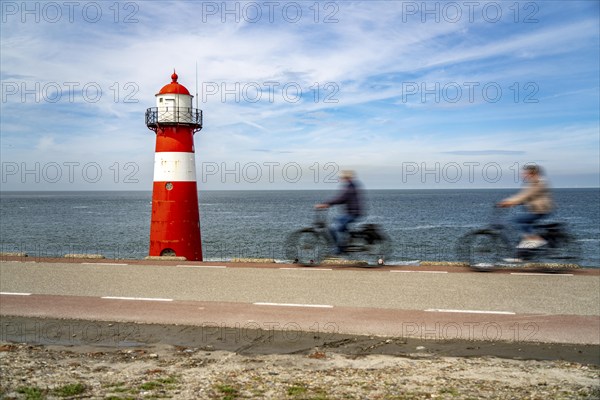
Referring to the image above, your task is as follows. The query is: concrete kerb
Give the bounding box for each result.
[232,258,276,263]
[64,254,105,259]
[0,252,28,258]
[145,256,188,261]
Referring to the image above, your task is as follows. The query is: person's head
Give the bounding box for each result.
[339,170,355,182]
[522,164,543,181]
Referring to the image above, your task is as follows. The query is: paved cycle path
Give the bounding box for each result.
[1,260,598,351]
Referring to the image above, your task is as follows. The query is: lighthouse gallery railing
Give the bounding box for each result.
[145,107,203,132]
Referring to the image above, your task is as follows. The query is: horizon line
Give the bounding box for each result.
[1,187,599,193]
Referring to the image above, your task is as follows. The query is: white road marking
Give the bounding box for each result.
[425,308,516,315]
[82,263,129,266]
[253,302,333,309]
[510,272,573,276]
[176,265,226,269]
[101,296,173,302]
[279,267,333,271]
[391,270,448,274]
[0,292,32,296]
[0,261,37,263]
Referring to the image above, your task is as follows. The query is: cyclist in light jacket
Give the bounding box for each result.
[498,164,553,248]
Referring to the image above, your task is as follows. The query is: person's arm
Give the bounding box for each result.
[315,185,351,209]
[325,187,351,206]
[499,181,543,207]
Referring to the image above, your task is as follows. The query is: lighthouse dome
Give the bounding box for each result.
[146,71,202,132]
[157,72,191,95]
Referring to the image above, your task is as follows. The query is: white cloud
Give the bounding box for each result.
[1,1,598,189]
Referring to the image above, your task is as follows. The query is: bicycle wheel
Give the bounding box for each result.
[284,229,328,266]
[543,233,581,269]
[364,232,393,265]
[345,225,392,265]
[458,230,509,271]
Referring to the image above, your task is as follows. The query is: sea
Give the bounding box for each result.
[0,189,598,267]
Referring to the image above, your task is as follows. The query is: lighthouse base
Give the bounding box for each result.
[149,181,203,261]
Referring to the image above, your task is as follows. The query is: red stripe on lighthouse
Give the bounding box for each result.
[154,126,195,153]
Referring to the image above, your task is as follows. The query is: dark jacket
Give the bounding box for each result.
[326,180,363,217]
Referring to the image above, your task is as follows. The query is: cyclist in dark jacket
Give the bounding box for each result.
[315,170,364,254]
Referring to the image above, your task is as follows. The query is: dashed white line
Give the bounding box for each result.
[101,296,173,302]
[176,265,227,269]
[82,263,129,266]
[0,260,37,263]
[279,267,333,271]
[0,292,32,296]
[425,308,516,315]
[391,270,448,274]
[510,272,573,276]
[253,302,333,309]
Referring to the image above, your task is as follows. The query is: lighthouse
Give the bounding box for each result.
[145,71,203,260]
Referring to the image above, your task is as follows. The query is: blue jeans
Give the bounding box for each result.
[329,214,358,254]
[514,212,549,235]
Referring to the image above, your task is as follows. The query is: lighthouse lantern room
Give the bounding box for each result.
[145,72,203,261]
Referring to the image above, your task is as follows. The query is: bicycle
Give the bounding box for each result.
[456,206,581,271]
[284,209,392,266]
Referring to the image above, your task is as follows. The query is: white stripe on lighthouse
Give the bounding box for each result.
[153,152,197,182]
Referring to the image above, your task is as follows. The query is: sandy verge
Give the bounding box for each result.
[1,341,599,399]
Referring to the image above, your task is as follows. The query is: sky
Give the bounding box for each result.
[1,0,599,190]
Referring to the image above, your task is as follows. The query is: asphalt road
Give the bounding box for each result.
[1,261,598,315]
[1,260,599,347]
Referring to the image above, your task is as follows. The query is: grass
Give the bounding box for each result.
[103,381,131,393]
[17,383,87,399]
[287,384,308,396]
[283,383,333,400]
[382,392,436,400]
[139,375,179,392]
[157,376,178,385]
[439,386,460,396]
[215,384,239,399]
[97,376,180,398]
[54,383,86,397]
[140,381,162,391]
[16,386,44,400]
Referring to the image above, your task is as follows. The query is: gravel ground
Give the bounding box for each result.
[1,342,599,399]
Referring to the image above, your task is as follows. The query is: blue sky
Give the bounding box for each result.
[1,1,599,190]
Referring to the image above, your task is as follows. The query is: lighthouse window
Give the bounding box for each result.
[165,182,173,191]
[159,98,163,103]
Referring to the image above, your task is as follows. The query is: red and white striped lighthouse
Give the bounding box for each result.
[145,71,203,260]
